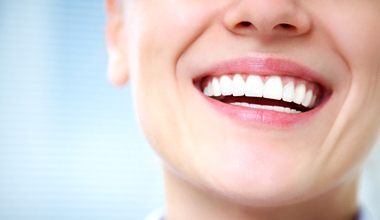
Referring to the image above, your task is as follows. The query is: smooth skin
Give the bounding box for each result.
[106,0,380,219]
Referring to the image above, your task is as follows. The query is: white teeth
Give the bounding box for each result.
[230,102,301,114]
[310,94,317,108]
[263,76,283,100]
[203,74,319,112]
[274,106,284,112]
[203,82,214,96]
[274,106,300,114]
[301,90,313,107]
[232,74,245,96]
[241,102,250,107]
[293,83,306,104]
[245,75,264,97]
[212,77,222,96]
[220,76,233,96]
[261,105,273,110]
[282,81,295,102]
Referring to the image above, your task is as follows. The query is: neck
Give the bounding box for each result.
[164,170,359,220]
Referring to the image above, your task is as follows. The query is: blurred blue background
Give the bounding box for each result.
[0,1,163,220]
[0,1,379,220]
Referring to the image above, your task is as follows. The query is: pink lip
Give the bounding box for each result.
[194,57,331,127]
[195,57,330,90]
[202,96,326,127]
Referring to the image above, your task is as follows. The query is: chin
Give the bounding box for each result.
[190,144,315,206]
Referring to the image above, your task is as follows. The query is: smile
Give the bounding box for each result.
[202,74,320,114]
[194,57,331,126]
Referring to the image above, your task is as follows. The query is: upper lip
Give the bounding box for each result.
[193,56,331,92]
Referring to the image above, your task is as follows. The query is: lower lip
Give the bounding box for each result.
[200,92,324,128]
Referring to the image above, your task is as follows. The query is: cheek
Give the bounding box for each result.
[311,1,380,73]
[318,2,380,72]
[130,0,227,67]
[311,2,380,180]
[128,1,229,162]
[327,4,380,132]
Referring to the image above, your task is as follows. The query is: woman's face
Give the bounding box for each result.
[114,0,380,206]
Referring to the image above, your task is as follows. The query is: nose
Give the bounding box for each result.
[223,0,312,40]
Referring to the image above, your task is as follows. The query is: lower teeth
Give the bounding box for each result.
[230,102,301,114]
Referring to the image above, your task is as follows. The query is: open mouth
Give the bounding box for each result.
[196,73,326,114]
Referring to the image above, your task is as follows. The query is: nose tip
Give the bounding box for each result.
[224,0,312,40]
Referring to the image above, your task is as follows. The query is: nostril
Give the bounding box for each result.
[237,21,255,29]
[235,21,299,35]
[275,23,297,32]
[240,21,252,27]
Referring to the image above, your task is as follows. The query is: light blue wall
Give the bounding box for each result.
[0,1,163,220]
[0,1,379,220]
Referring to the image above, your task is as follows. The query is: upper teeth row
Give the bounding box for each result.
[203,74,318,108]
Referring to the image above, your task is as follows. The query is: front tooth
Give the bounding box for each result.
[293,83,306,104]
[263,76,283,100]
[301,90,313,107]
[232,74,245,96]
[212,77,222,96]
[245,75,264,97]
[282,81,295,102]
[220,76,233,96]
